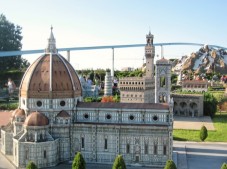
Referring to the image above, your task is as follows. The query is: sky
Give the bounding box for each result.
[1,0,227,70]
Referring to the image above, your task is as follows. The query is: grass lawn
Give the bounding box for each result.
[173,112,227,142]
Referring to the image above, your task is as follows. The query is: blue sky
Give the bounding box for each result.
[1,0,227,70]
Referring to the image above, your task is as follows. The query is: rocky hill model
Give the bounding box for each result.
[173,45,227,74]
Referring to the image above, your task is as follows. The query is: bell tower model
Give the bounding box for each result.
[155,57,171,103]
[145,31,155,79]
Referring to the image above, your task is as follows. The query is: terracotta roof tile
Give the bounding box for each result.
[15,109,25,117]
[57,110,70,118]
[24,112,49,126]
[182,80,208,84]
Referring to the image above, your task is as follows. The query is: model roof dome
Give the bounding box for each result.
[19,27,82,99]
[24,112,49,126]
[15,109,25,117]
[12,108,25,118]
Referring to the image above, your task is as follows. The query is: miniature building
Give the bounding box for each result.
[1,29,173,168]
[182,80,208,92]
[119,32,155,103]
[104,70,112,96]
[171,94,204,117]
[155,57,172,103]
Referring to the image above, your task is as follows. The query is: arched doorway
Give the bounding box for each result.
[179,102,187,116]
[189,102,198,117]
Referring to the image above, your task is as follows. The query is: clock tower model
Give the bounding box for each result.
[145,31,155,79]
[155,57,172,103]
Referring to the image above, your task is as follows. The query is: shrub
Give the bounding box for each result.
[72,152,86,169]
[200,125,208,141]
[164,160,177,169]
[112,155,126,169]
[26,161,38,169]
[221,163,227,169]
[203,92,218,118]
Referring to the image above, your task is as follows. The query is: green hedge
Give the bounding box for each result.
[0,70,25,87]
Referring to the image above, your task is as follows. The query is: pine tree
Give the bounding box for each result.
[221,162,227,169]
[200,125,208,141]
[26,161,38,169]
[72,152,86,169]
[112,155,126,169]
[164,160,177,169]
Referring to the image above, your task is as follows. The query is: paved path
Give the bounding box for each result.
[0,110,12,127]
[1,141,227,169]
[174,141,227,169]
[173,116,215,131]
[0,140,15,169]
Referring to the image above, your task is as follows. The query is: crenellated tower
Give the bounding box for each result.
[145,31,155,79]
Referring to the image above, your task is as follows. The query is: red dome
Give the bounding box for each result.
[20,53,82,99]
[24,112,49,126]
[15,109,25,117]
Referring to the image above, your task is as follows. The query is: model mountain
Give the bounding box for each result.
[173,45,227,74]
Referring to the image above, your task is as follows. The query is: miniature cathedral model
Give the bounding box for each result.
[1,28,173,168]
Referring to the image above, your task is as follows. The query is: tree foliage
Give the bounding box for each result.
[164,160,177,169]
[200,125,208,141]
[221,163,227,169]
[26,161,38,169]
[72,152,86,169]
[112,155,126,169]
[203,92,218,118]
[115,69,143,78]
[171,73,178,85]
[0,14,29,71]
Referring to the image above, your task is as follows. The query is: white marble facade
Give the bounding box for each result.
[1,29,173,168]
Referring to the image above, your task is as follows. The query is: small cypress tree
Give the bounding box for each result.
[221,163,227,169]
[200,125,208,141]
[112,155,126,169]
[72,152,86,169]
[164,160,177,169]
[26,161,38,169]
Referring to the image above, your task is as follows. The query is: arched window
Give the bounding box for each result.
[126,144,130,154]
[81,137,85,149]
[163,145,167,155]
[25,149,29,160]
[40,133,43,141]
[145,144,148,154]
[44,150,46,158]
[104,138,108,150]
[154,144,157,155]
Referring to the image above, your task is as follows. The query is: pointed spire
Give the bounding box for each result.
[45,26,57,53]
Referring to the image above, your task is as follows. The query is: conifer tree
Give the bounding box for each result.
[200,125,208,141]
[112,155,126,169]
[164,160,177,169]
[72,152,86,169]
[26,161,38,169]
